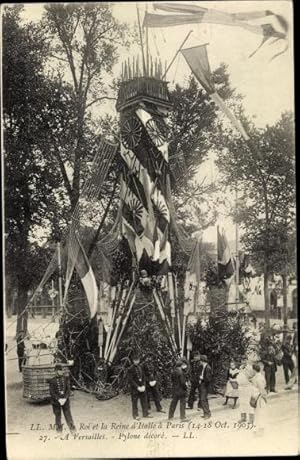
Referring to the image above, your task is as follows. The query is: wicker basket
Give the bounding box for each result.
[22,364,69,402]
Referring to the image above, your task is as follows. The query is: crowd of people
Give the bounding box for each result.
[14,320,298,436]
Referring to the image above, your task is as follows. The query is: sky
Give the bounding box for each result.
[18,1,294,244]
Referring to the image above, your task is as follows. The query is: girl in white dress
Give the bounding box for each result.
[236,363,255,424]
[251,363,268,436]
[223,360,239,408]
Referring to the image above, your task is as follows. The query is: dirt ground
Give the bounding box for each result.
[5,316,298,459]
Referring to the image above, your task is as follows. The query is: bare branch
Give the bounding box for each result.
[49,54,69,63]
[86,96,117,109]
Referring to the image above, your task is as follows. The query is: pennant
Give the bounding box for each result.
[217,226,235,281]
[74,232,98,318]
[210,92,250,141]
[145,3,288,60]
[181,45,250,141]
[181,45,214,94]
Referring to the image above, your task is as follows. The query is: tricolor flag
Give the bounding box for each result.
[217,226,235,282]
[186,238,202,286]
[120,104,171,273]
[158,225,171,274]
[74,232,98,318]
[144,2,288,60]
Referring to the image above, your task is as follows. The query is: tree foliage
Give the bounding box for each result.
[216,111,296,275]
[3,6,65,314]
[188,311,250,391]
[43,3,129,210]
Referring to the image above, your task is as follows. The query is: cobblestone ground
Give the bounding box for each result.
[5,317,299,459]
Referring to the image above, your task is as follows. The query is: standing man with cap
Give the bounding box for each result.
[187,351,202,410]
[198,355,212,419]
[168,359,190,422]
[128,351,153,420]
[142,354,166,413]
[16,331,26,372]
[49,363,76,433]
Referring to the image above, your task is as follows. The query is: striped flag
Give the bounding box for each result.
[74,232,98,318]
[217,226,235,281]
[144,3,288,60]
[120,104,171,274]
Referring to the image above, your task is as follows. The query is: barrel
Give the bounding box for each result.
[22,364,69,402]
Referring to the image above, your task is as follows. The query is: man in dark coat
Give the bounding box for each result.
[16,332,26,372]
[198,355,212,419]
[142,355,165,413]
[49,363,76,433]
[261,343,277,392]
[128,352,153,420]
[282,334,295,386]
[168,359,190,422]
[187,351,202,409]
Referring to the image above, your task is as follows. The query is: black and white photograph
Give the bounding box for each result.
[3,1,297,458]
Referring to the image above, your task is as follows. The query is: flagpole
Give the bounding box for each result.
[162,30,193,80]
[216,226,220,285]
[146,3,149,76]
[136,4,147,76]
[57,242,63,310]
[235,185,239,306]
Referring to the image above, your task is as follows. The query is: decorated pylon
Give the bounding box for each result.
[117,58,173,275]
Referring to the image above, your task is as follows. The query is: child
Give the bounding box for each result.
[223,360,239,408]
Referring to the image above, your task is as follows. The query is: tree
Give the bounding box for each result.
[168,67,235,188]
[43,3,129,210]
[3,7,66,324]
[188,310,250,392]
[215,112,296,327]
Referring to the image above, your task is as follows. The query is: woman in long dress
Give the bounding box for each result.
[223,360,239,408]
[236,362,255,424]
[251,363,268,436]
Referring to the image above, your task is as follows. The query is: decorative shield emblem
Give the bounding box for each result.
[121,117,142,149]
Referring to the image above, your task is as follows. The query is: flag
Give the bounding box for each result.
[144,3,288,60]
[181,44,250,141]
[186,238,202,286]
[120,104,171,273]
[181,45,214,95]
[74,232,98,318]
[158,225,171,274]
[217,226,235,281]
[183,239,201,315]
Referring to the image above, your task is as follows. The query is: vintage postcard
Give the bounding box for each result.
[3,1,297,459]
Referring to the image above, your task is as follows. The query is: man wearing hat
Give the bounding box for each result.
[198,355,212,419]
[128,352,153,420]
[187,351,202,410]
[16,331,26,372]
[142,354,166,413]
[168,359,190,422]
[49,363,76,433]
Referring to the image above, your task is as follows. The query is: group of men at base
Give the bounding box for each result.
[47,351,212,433]
[128,351,211,422]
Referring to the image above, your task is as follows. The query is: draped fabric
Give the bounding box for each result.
[144,3,288,60]
[63,140,117,304]
[217,226,235,281]
[119,105,171,274]
[73,232,98,318]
